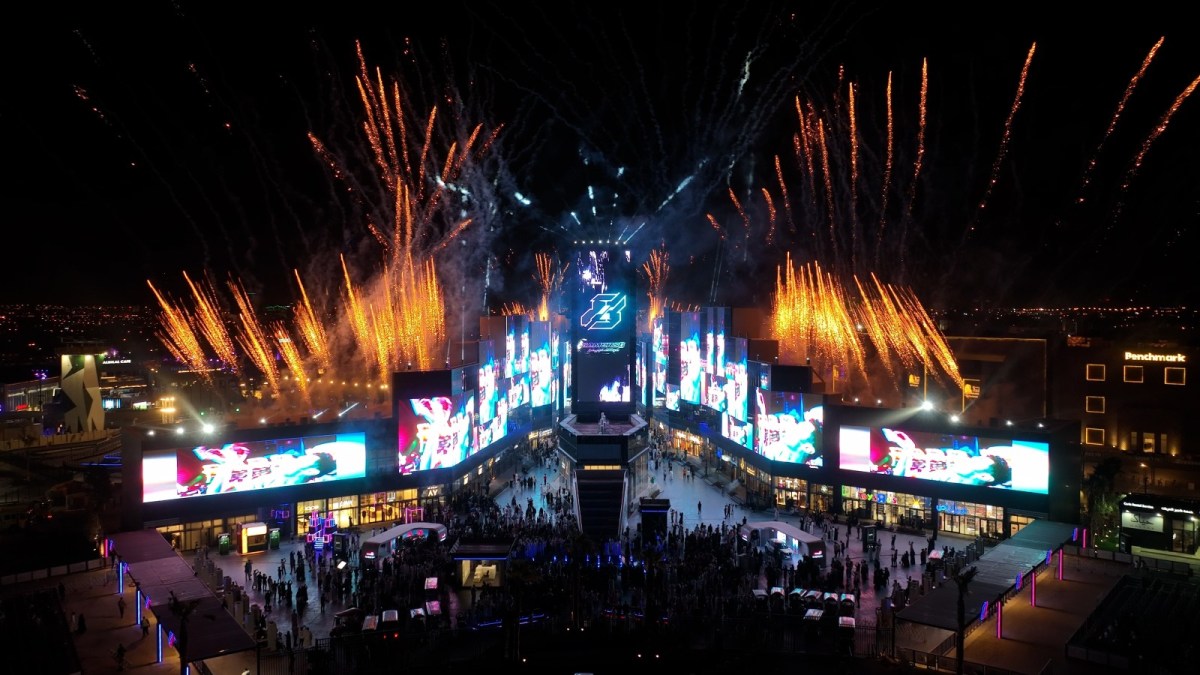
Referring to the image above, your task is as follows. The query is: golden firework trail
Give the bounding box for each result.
[642,248,669,332]
[761,187,777,246]
[848,81,860,274]
[274,323,311,408]
[877,71,894,267]
[900,59,927,273]
[771,256,865,386]
[292,270,332,374]
[502,302,534,318]
[817,119,837,262]
[973,43,1037,228]
[229,280,282,398]
[773,155,794,234]
[534,252,568,321]
[148,280,211,379]
[1117,72,1200,200]
[182,271,239,374]
[1076,37,1165,204]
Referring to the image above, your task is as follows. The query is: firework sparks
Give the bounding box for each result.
[1076,37,1165,204]
[973,43,1037,228]
[274,323,311,408]
[182,271,239,373]
[148,280,211,380]
[292,270,332,374]
[847,81,860,274]
[876,71,894,268]
[229,280,282,398]
[642,248,670,332]
[534,252,568,321]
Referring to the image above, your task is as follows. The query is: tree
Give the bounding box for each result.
[167,590,214,675]
[1083,457,1123,547]
[952,566,978,675]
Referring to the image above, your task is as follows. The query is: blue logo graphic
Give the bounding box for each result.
[580,293,627,331]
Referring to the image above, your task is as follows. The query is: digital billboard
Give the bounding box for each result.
[652,317,667,407]
[724,337,748,422]
[530,321,553,407]
[756,389,824,466]
[143,432,367,503]
[477,341,508,450]
[665,384,681,411]
[839,426,1050,494]
[398,393,476,475]
[722,414,754,450]
[572,248,635,407]
[636,341,647,408]
[679,312,702,405]
[503,315,530,378]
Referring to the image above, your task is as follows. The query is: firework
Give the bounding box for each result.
[972,43,1037,228]
[534,252,568,321]
[292,270,332,374]
[147,280,211,380]
[274,323,311,408]
[642,248,669,332]
[182,271,239,374]
[229,280,281,398]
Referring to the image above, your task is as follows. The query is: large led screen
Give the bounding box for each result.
[756,389,824,466]
[143,432,367,503]
[652,317,667,406]
[573,249,635,405]
[838,426,1050,494]
[530,322,553,407]
[722,414,754,450]
[477,341,507,450]
[503,315,530,378]
[398,394,476,475]
[679,312,702,405]
[724,337,748,422]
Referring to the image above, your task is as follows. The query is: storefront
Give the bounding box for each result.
[774,477,809,511]
[152,514,258,551]
[936,499,1005,539]
[669,429,708,460]
[841,486,932,530]
[1119,495,1200,556]
[810,484,836,515]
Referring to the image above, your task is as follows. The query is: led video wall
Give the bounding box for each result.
[477,340,508,449]
[838,426,1050,494]
[143,432,367,503]
[398,393,476,475]
[756,390,824,466]
[572,249,635,406]
[652,317,667,407]
[679,312,703,405]
[530,321,553,407]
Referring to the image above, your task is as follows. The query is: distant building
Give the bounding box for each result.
[1054,336,1196,458]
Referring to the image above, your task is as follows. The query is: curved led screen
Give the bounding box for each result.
[143,432,367,503]
[839,426,1050,494]
[756,389,824,466]
[398,394,476,475]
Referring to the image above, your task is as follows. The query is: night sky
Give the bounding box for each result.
[6,2,1198,310]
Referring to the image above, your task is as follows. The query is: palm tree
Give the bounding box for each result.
[952,566,978,675]
[166,590,214,675]
[1083,457,1122,546]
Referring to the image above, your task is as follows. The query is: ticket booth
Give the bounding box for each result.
[241,522,269,554]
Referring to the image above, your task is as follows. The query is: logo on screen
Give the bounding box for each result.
[580,293,627,331]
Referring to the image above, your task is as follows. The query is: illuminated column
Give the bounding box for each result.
[1031,567,1037,607]
[136,588,143,624]
[157,622,164,663]
[1057,549,1064,580]
[1082,528,1088,550]
[117,560,126,593]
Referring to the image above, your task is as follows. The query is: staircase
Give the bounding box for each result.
[575,469,625,540]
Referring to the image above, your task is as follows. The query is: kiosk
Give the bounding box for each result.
[241,522,269,554]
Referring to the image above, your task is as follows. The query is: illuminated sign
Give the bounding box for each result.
[142,432,367,503]
[1120,510,1164,532]
[1124,352,1186,363]
[1160,506,1196,515]
[1123,501,1155,510]
[580,293,627,331]
[755,389,824,466]
[839,426,1050,494]
[398,395,475,475]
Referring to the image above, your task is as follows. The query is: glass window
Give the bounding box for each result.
[1123,365,1144,383]
[1086,364,1106,381]
[1084,427,1105,445]
[1165,367,1186,386]
[1085,396,1105,414]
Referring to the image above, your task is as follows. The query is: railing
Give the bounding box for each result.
[0,556,107,587]
[895,647,1053,675]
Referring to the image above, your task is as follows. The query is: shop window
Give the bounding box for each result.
[1084,427,1105,446]
[1085,396,1105,414]
[1086,364,1106,381]
[1165,367,1186,386]
[1123,365,1144,383]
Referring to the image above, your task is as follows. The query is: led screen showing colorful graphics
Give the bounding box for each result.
[572,249,635,405]
[679,312,703,404]
[722,414,754,450]
[706,307,726,377]
[398,394,476,475]
[477,341,508,449]
[838,426,1050,494]
[755,390,824,466]
[724,337,748,422]
[508,372,531,410]
[652,317,667,406]
[636,342,647,407]
[530,322,553,407]
[665,384,681,411]
[503,315,530,378]
[704,371,727,413]
[143,432,367,503]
